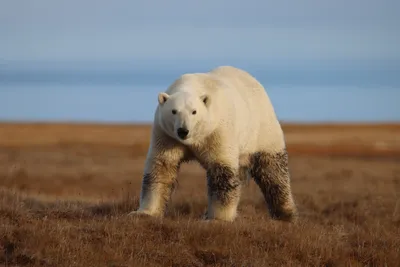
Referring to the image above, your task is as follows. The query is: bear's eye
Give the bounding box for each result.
[172,109,177,115]
[192,110,197,115]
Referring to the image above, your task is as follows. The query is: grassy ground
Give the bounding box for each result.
[0,123,399,267]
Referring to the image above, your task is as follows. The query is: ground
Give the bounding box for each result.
[0,122,399,267]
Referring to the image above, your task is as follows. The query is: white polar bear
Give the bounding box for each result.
[129,66,297,222]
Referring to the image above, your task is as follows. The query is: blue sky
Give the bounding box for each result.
[1,0,399,63]
[0,0,399,122]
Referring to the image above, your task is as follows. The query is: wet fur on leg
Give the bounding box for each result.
[205,163,242,221]
[250,149,297,222]
[140,175,177,215]
[137,161,181,216]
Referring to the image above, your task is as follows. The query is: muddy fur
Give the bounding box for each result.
[203,163,242,220]
[140,159,182,215]
[249,149,297,221]
[206,164,241,205]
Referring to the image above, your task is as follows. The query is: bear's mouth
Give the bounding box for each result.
[177,135,190,141]
[176,134,192,143]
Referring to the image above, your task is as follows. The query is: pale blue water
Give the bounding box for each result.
[1,84,399,123]
[0,66,399,123]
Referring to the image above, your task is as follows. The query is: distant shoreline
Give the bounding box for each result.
[0,122,399,158]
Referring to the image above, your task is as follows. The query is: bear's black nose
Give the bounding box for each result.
[177,127,189,139]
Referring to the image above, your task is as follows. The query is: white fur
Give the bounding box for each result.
[133,66,287,221]
[158,66,285,158]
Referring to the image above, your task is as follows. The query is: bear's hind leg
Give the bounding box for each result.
[205,163,242,222]
[249,149,297,222]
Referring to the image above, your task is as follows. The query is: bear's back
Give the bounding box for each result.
[208,65,276,117]
[208,66,265,95]
[208,66,283,153]
[165,72,222,97]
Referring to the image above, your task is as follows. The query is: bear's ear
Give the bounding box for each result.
[158,92,170,105]
[200,94,210,107]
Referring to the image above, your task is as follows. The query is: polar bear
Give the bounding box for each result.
[129,66,297,222]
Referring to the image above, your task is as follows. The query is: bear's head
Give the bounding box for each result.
[156,91,215,145]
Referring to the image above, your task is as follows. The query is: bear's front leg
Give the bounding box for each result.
[131,161,179,218]
[129,133,186,218]
[205,163,242,222]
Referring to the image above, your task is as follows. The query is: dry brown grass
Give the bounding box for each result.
[0,122,399,267]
